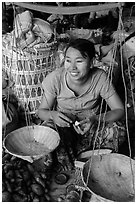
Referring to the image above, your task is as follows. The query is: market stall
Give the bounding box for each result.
[2,2,135,202]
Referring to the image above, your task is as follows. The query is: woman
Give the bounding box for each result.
[37,39,126,170]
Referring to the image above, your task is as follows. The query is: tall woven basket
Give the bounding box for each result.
[2,41,57,114]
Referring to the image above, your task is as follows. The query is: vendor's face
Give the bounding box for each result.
[64,47,91,81]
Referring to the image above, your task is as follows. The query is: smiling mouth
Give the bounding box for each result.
[70,72,79,76]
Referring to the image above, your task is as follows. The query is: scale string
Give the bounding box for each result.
[85,12,120,187]
[84,6,134,192]
[118,10,135,192]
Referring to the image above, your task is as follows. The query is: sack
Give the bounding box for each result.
[14,10,33,38]
[32,18,53,42]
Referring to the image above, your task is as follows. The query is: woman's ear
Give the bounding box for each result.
[89,59,94,68]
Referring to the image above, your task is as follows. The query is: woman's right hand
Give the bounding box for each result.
[51,111,72,127]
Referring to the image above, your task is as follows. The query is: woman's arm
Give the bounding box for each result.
[37,93,72,127]
[76,92,124,135]
[37,92,56,122]
[96,92,125,122]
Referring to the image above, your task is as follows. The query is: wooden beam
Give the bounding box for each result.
[13,2,123,15]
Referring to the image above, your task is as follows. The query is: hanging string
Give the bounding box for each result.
[118,9,135,193]
[12,4,33,130]
[11,3,58,130]
[88,34,119,150]
[117,8,135,111]
[2,5,18,137]
[85,39,119,187]
[119,23,135,110]
[84,5,126,188]
[41,92,62,138]
[79,35,120,187]
[118,9,133,158]
[2,80,11,137]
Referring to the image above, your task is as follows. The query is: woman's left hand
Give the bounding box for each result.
[74,115,97,135]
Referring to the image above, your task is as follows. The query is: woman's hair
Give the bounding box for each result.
[65,38,95,60]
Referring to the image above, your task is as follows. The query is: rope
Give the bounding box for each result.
[81,36,119,186]
[118,10,135,193]
[13,5,32,127]
[120,33,135,110]
[85,36,119,187]
[13,2,123,15]
[42,91,61,138]
[2,5,17,138]
[84,5,135,190]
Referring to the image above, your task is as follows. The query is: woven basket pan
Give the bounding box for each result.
[3,126,60,158]
[82,153,135,202]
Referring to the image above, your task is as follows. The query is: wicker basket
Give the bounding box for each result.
[82,153,135,202]
[3,125,60,163]
[2,41,57,114]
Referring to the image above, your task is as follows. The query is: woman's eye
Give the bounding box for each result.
[76,60,83,63]
[65,59,71,63]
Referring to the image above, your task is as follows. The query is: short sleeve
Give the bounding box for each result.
[42,70,61,97]
[99,71,116,99]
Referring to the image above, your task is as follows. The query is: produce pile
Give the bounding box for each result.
[2,149,52,202]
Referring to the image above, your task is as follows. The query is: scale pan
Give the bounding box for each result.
[82,153,135,202]
[3,125,60,163]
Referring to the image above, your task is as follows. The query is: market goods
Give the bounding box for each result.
[32,18,53,42]
[2,150,52,202]
[2,191,12,202]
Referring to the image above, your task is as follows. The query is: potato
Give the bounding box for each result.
[33,195,40,202]
[31,183,44,196]
[5,170,14,180]
[4,180,12,193]
[15,170,22,179]
[10,155,17,162]
[15,178,23,186]
[34,176,46,188]
[45,194,51,202]
[27,163,35,174]
[23,170,30,181]
[2,191,12,202]
[2,153,12,164]
[40,172,48,179]
[14,186,22,192]
[18,189,27,197]
[12,193,28,202]
[3,163,13,173]
[2,183,6,192]
[40,196,47,201]
[29,192,35,200]
[26,179,32,187]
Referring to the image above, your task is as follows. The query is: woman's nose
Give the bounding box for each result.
[71,62,77,70]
